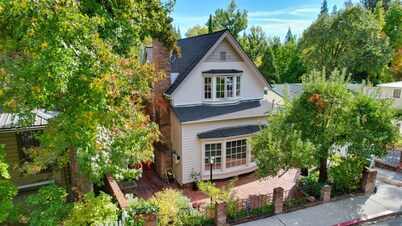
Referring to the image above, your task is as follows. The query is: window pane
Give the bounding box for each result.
[226,139,247,168]
[204,77,212,99]
[226,77,233,98]
[205,143,222,172]
[236,76,241,96]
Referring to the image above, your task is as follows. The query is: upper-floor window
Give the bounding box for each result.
[204,73,241,101]
[393,89,401,98]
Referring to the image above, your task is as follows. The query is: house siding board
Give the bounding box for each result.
[205,39,243,62]
[171,112,183,184]
[0,131,62,187]
[170,61,266,106]
[378,86,402,109]
[181,117,267,184]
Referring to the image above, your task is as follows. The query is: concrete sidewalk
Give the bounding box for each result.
[239,168,402,226]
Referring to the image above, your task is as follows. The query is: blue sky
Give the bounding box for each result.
[170,0,355,39]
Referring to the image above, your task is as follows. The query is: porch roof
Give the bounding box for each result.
[197,124,264,139]
[0,108,59,131]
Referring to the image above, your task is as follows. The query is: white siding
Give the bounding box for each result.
[170,112,183,184]
[180,116,267,185]
[171,61,267,106]
[205,39,243,62]
[378,86,402,109]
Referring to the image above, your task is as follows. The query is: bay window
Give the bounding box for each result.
[203,73,242,101]
[203,138,252,174]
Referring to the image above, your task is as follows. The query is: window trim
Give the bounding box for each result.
[201,135,253,176]
[202,73,242,103]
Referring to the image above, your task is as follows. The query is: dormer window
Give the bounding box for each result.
[220,51,226,61]
[203,70,242,102]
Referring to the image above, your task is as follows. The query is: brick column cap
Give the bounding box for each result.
[274,187,284,192]
[215,200,225,205]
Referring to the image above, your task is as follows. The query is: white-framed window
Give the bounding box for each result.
[226,139,247,168]
[204,143,222,170]
[236,75,241,97]
[203,138,252,174]
[393,89,401,98]
[204,77,212,99]
[203,74,241,101]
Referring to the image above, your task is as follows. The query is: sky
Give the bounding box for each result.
[170,0,356,39]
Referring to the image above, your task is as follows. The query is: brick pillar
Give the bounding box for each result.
[152,40,173,179]
[272,187,284,214]
[215,200,226,226]
[320,185,331,203]
[361,168,377,194]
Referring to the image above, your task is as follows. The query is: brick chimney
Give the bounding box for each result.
[152,40,173,180]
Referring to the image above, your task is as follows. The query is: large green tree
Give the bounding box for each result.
[251,69,399,183]
[383,1,402,79]
[0,0,177,195]
[0,145,17,223]
[259,37,305,83]
[212,0,248,39]
[238,26,267,65]
[185,25,208,38]
[299,4,392,83]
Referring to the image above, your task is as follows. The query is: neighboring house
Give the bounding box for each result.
[377,81,402,109]
[0,108,67,189]
[147,29,281,186]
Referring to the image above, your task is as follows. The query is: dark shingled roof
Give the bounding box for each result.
[202,69,243,74]
[165,29,227,95]
[197,125,264,139]
[171,99,272,123]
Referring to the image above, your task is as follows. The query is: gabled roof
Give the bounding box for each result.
[197,124,264,139]
[0,108,59,131]
[165,29,227,95]
[171,99,273,123]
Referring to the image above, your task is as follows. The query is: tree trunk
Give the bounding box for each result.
[69,147,93,201]
[319,157,328,183]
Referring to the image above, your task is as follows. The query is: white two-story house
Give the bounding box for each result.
[148,29,280,186]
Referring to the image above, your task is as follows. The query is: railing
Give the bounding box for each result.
[377,149,401,167]
[227,193,273,221]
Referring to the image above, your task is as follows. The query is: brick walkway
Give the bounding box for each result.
[134,166,299,203]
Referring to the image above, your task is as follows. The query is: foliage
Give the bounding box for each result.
[328,155,365,193]
[259,37,305,83]
[299,4,392,83]
[250,113,315,178]
[198,177,237,203]
[185,25,209,38]
[65,192,119,225]
[0,144,17,223]
[212,0,248,38]
[283,199,308,209]
[0,0,178,189]
[9,184,71,226]
[152,188,191,226]
[177,208,214,226]
[252,69,399,184]
[127,197,158,215]
[320,0,328,16]
[227,202,273,221]
[299,171,325,198]
[238,26,267,64]
[383,1,402,79]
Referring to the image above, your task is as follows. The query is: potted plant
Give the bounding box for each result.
[190,169,201,191]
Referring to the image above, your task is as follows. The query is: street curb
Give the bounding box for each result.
[332,210,397,226]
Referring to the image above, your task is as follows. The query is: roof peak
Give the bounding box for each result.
[178,29,228,41]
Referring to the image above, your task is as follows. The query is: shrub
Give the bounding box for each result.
[126,197,158,215]
[329,155,365,194]
[299,170,325,198]
[65,192,119,225]
[8,184,71,226]
[0,145,17,223]
[152,188,190,225]
[177,208,214,226]
[0,179,17,223]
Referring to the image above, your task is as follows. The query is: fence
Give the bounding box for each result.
[377,149,401,167]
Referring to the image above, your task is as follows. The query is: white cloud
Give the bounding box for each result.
[248,5,320,18]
